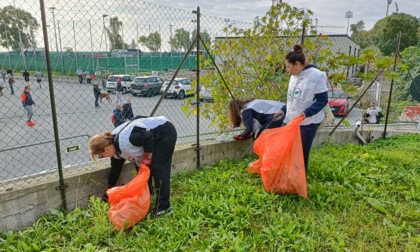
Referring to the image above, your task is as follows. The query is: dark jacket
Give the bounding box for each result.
[113,109,124,127]
[93,85,101,96]
[21,91,35,107]
[23,71,30,81]
[116,80,123,92]
[122,103,134,121]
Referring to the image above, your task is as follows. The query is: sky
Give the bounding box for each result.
[0,0,418,52]
[149,0,420,34]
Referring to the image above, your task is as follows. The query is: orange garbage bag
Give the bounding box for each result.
[107,164,151,230]
[246,116,307,198]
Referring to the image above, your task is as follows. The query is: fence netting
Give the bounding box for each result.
[0,1,418,207]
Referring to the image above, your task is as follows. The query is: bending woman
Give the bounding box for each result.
[229,99,285,140]
[88,116,177,217]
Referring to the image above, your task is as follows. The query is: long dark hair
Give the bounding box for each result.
[228,99,254,127]
[285,44,305,65]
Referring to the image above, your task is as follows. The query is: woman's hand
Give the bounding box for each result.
[141,152,153,167]
[274,110,284,121]
[299,112,306,119]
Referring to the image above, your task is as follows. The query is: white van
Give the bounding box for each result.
[105,74,134,94]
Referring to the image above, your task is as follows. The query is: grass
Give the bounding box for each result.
[1,134,419,251]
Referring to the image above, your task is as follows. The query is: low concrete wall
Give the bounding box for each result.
[0,127,413,232]
[0,139,252,232]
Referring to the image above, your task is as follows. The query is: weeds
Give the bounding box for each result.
[1,134,419,251]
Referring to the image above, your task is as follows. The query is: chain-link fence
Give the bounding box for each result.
[0,1,418,210]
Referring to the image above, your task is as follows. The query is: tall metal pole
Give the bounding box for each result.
[58,20,64,74]
[383,31,401,139]
[194,7,201,168]
[136,23,139,73]
[49,7,59,53]
[39,0,67,210]
[169,24,173,51]
[102,14,109,71]
[89,20,94,73]
[72,21,78,68]
[345,11,353,35]
[386,0,392,17]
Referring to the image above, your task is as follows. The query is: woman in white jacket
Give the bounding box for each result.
[89,116,177,217]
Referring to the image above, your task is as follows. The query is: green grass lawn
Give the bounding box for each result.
[1,134,419,251]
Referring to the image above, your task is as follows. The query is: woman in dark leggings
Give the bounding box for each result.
[89,116,177,217]
[275,44,328,174]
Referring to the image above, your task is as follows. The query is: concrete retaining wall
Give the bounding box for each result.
[0,128,407,232]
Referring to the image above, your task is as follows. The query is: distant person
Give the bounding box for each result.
[7,74,15,95]
[112,104,124,127]
[122,97,134,121]
[76,67,83,84]
[364,102,382,124]
[0,67,6,83]
[21,86,36,126]
[115,76,123,104]
[229,99,285,140]
[6,67,13,76]
[93,82,101,108]
[35,70,43,88]
[23,69,30,86]
[86,70,91,84]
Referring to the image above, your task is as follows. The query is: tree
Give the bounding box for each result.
[139,32,162,52]
[350,20,370,48]
[0,6,40,50]
[191,29,211,50]
[106,17,127,50]
[366,13,419,55]
[181,2,394,132]
[169,28,191,51]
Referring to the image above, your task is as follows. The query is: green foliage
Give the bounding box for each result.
[394,46,420,101]
[182,3,394,132]
[1,134,419,251]
[0,6,40,50]
[139,32,162,52]
[362,13,419,55]
[106,17,129,51]
[169,28,191,52]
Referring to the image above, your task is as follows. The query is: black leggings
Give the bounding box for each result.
[300,123,320,175]
[107,121,177,211]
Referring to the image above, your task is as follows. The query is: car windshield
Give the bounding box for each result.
[108,76,118,81]
[134,78,147,83]
[328,90,346,98]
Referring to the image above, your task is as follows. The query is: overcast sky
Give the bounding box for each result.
[0,0,418,52]
[150,0,419,34]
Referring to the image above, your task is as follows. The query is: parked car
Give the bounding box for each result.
[328,88,351,116]
[131,76,164,97]
[160,78,192,99]
[199,86,214,102]
[105,74,134,94]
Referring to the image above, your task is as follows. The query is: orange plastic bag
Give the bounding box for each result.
[107,164,151,230]
[246,116,307,198]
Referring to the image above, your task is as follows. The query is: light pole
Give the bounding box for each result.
[102,14,109,70]
[57,20,65,73]
[224,18,230,37]
[169,24,173,52]
[386,0,393,17]
[345,11,353,35]
[49,7,59,53]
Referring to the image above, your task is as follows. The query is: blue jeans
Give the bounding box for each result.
[94,94,99,107]
[300,123,320,174]
[9,83,14,93]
